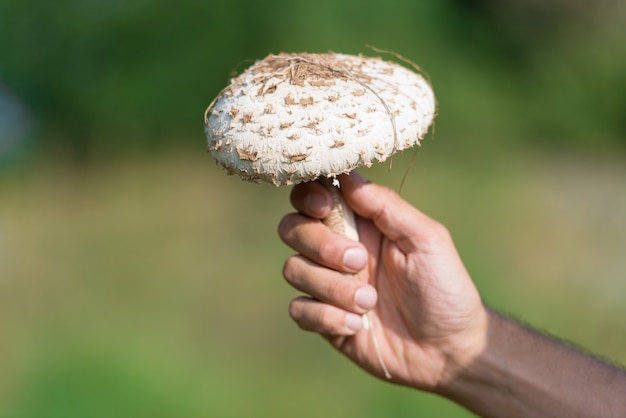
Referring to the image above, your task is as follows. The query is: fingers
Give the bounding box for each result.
[283,254,377,337]
[281,180,378,337]
[289,296,368,336]
[283,255,377,314]
[289,173,445,249]
[282,250,377,337]
[289,180,333,219]
[278,213,368,273]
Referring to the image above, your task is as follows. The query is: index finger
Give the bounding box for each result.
[289,181,333,219]
[278,212,368,274]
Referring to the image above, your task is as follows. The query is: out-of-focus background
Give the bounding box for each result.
[1,0,625,416]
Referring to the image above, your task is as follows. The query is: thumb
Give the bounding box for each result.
[338,172,440,245]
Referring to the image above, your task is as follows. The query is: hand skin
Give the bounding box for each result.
[278,173,626,417]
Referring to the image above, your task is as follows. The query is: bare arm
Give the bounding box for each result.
[278,173,626,417]
[440,310,626,417]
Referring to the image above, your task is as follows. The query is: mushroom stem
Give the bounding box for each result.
[318,177,359,241]
[317,176,392,380]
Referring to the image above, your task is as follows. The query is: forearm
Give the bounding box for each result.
[437,309,626,417]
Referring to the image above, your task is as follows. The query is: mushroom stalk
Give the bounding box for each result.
[317,176,392,380]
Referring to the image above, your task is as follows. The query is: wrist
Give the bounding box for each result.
[430,305,491,395]
[431,308,533,418]
[433,309,513,412]
[432,308,626,417]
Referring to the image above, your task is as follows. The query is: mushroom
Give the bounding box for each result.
[204,52,436,378]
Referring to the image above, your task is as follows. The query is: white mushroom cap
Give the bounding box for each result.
[205,52,436,186]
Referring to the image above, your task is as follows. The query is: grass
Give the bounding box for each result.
[0,144,624,417]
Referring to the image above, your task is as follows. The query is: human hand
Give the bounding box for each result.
[278,173,488,391]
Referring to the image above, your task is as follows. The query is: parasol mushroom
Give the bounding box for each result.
[204,52,436,378]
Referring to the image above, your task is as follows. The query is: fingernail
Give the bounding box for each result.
[343,247,368,271]
[345,313,366,333]
[355,286,377,311]
[305,192,327,216]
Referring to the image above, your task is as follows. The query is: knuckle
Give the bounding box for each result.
[288,298,301,321]
[277,213,297,242]
[323,275,344,304]
[289,298,312,332]
[415,216,451,248]
[315,306,345,335]
[282,256,305,287]
[429,220,452,242]
[282,256,296,281]
[289,298,346,335]
[317,233,344,267]
[372,185,398,215]
[314,305,333,329]
[429,218,449,235]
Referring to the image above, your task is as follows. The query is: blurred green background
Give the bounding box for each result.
[1,0,625,416]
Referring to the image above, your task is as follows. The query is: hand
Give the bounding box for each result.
[278,173,488,391]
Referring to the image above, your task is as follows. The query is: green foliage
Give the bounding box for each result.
[1,150,625,417]
[1,0,625,158]
[1,2,625,415]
